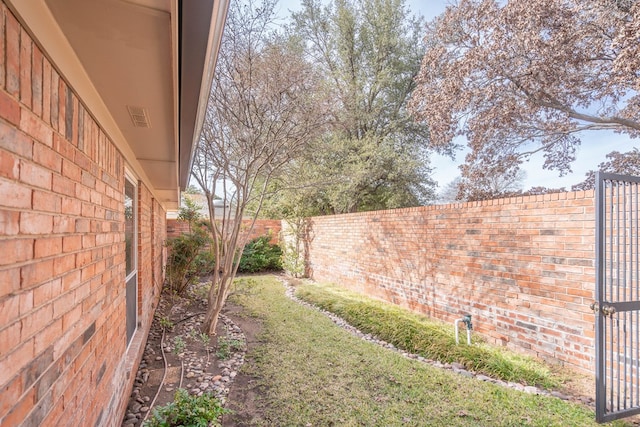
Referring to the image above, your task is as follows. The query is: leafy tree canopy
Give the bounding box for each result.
[261,0,436,216]
[409,0,640,192]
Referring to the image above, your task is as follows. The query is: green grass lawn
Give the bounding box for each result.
[229,275,626,426]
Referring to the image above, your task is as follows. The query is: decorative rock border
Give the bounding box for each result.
[122,312,247,426]
[279,277,594,408]
[179,314,246,404]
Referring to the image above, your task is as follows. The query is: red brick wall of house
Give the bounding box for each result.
[138,183,158,317]
[153,198,167,300]
[0,4,165,425]
[304,191,596,373]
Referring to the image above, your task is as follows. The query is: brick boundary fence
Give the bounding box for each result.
[167,218,281,244]
[302,190,596,373]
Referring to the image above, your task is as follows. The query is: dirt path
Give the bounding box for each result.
[221,302,265,426]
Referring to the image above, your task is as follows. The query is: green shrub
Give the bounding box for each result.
[144,389,228,427]
[165,229,209,295]
[172,336,186,355]
[238,235,283,273]
[164,197,213,295]
[193,249,216,275]
[177,197,202,229]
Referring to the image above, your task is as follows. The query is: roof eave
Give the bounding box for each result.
[178,0,229,191]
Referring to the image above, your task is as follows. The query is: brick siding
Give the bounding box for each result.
[0,4,166,425]
[303,191,597,373]
[152,198,167,302]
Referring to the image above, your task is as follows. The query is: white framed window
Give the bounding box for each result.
[124,171,138,345]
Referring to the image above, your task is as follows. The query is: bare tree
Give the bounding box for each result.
[409,0,640,185]
[456,169,526,201]
[192,0,328,335]
[437,177,462,204]
[440,171,572,201]
[522,186,566,196]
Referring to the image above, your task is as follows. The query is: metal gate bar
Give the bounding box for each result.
[595,172,640,422]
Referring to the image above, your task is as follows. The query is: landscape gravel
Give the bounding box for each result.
[279,277,595,408]
[121,312,246,427]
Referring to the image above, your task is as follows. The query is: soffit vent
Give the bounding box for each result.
[127,105,151,128]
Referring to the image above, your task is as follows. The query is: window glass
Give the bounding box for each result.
[125,178,135,276]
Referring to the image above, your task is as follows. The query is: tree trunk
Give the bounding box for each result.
[201,273,233,335]
[202,289,225,335]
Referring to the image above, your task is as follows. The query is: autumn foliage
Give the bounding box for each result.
[409,0,640,191]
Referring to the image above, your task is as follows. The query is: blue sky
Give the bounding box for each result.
[276,0,637,191]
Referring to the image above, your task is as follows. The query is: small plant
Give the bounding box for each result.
[216,338,231,360]
[159,316,174,330]
[280,238,305,278]
[280,219,306,278]
[173,336,186,355]
[199,332,211,347]
[216,337,243,360]
[143,388,228,427]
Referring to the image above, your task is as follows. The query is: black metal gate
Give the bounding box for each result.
[595,172,640,422]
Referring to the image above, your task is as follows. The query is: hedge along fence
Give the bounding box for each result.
[301,190,597,373]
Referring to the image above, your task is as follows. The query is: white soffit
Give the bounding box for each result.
[45,0,177,191]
